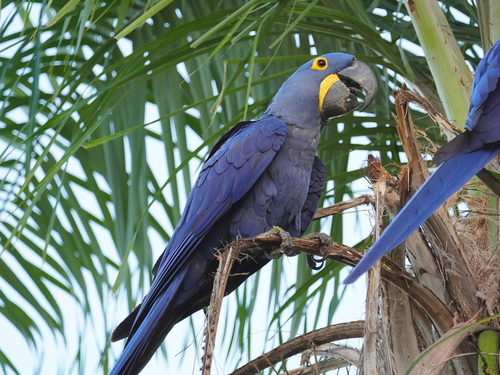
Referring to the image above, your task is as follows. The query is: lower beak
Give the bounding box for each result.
[321,59,377,119]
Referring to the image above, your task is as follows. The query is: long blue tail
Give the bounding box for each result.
[344,144,500,284]
[109,298,173,375]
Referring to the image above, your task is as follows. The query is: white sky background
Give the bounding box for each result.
[0,2,479,375]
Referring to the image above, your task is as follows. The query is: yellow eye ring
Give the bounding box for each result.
[311,57,328,70]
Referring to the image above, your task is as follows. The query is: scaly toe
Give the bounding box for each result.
[303,232,332,270]
[258,227,296,259]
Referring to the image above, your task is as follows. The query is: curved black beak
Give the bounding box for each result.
[321,59,377,119]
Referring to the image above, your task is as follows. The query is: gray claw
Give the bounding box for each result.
[303,232,332,270]
[303,232,334,247]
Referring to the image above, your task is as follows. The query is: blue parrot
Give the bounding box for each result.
[344,40,500,284]
[110,53,377,375]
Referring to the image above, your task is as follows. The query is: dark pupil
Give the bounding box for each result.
[317,59,326,67]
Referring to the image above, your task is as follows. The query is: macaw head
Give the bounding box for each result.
[264,53,377,125]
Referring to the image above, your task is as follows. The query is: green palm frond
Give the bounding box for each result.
[0,0,488,374]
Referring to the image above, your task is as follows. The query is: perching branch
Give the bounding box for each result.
[203,169,454,374]
[202,195,375,373]
[225,234,454,334]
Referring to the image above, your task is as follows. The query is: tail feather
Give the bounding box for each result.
[433,130,482,164]
[109,297,178,375]
[109,265,191,375]
[344,144,500,284]
[111,304,142,342]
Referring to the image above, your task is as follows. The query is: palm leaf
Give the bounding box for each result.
[0,0,487,374]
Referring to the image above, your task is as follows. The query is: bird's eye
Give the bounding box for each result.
[312,57,328,70]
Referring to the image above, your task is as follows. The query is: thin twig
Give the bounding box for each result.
[202,245,238,375]
[313,195,375,220]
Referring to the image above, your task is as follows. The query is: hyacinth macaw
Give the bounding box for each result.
[344,40,500,284]
[110,53,377,375]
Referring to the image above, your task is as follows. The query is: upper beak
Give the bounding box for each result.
[321,59,377,119]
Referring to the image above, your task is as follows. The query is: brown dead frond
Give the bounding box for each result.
[353,86,500,374]
[453,182,500,327]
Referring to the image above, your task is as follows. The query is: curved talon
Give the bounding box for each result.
[306,254,326,270]
[303,232,332,270]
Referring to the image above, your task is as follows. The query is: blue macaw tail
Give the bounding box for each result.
[109,298,173,375]
[344,143,500,284]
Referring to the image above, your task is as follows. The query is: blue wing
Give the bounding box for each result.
[150,118,286,294]
[300,156,326,232]
[434,42,500,164]
[110,117,287,375]
[344,41,500,284]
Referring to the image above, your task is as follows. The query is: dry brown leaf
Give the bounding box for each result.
[408,323,490,375]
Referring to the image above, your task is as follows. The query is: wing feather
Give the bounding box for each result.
[300,156,326,233]
[120,117,287,338]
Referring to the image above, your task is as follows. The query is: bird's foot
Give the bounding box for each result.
[258,226,297,259]
[303,232,333,270]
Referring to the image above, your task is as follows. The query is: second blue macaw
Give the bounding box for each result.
[344,40,500,284]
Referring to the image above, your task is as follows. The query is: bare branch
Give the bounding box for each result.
[225,235,454,334]
[202,245,238,375]
[389,89,440,372]
[396,89,459,137]
[229,321,364,375]
[313,195,375,220]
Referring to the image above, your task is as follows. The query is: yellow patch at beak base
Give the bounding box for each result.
[318,74,340,110]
